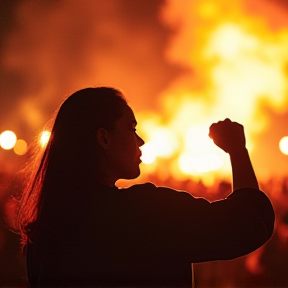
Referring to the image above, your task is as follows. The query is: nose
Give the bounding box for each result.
[137,135,145,147]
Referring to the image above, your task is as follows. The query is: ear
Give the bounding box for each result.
[97,128,109,150]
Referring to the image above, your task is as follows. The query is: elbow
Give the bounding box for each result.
[252,190,276,246]
[235,205,275,258]
[250,205,275,251]
[261,195,275,242]
[263,207,275,242]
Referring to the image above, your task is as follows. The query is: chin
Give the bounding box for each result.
[124,167,141,180]
[129,171,141,180]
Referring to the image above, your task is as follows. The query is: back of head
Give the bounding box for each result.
[16,87,127,243]
[47,87,127,186]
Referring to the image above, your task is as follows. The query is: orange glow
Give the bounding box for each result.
[135,0,288,183]
[180,125,225,174]
[3,0,287,184]
[13,139,28,155]
[140,143,156,164]
[137,109,229,182]
[179,153,224,175]
[0,131,17,150]
[279,136,288,155]
[149,127,179,158]
[39,131,51,147]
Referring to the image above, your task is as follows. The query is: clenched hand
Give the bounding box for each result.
[209,119,246,154]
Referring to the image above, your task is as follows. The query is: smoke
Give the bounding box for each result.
[0,0,179,141]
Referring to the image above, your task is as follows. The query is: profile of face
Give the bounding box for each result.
[97,104,145,185]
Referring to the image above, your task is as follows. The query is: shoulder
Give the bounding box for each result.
[125,182,181,196]
[227,187,274,207]
[127,182,157,191]
[124,182,208,205]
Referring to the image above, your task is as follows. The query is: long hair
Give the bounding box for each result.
[15,87,127,245]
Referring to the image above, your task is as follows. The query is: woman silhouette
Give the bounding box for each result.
[16,87,274,287]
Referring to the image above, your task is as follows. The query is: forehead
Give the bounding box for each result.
[117,105,136,124]
[120,105,136,122]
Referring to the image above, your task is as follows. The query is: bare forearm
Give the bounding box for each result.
[229,148,259,191]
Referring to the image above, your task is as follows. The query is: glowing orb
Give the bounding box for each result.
[0,130,17,150]
[279,136,288,155]
[14,139,28,155]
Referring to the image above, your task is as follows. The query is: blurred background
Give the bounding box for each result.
[0,0,288,287]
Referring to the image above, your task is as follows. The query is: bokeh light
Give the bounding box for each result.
[39,131,51,147]
[279,136,288,155]
[13,139,28,155]
[0,131,17,150]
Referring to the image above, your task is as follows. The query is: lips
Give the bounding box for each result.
[137,150,142,158]
[138,152,142,162]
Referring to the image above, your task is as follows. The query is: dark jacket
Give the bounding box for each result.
[26,183,275,287]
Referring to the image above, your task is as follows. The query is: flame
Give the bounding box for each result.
[136,0,288,183]
[1,0,288,181]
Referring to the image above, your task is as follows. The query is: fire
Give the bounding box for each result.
[140,143,156,164]
[140,124,179,164]
[137,0,288,183]
[2,0,287,182]
[178,153,224,175]
[138,106,230,183]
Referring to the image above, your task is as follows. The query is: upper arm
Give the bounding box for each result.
[154,187,274,263]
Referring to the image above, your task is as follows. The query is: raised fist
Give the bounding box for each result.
[209,119,246,154]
